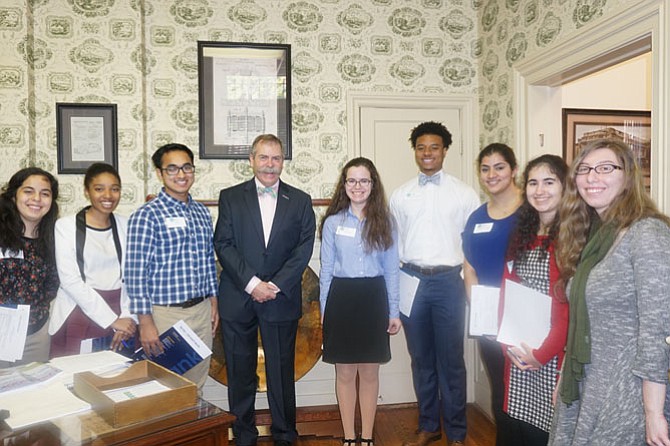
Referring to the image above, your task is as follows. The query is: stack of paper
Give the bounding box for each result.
[0,380,91,430]
[0,362,62,394]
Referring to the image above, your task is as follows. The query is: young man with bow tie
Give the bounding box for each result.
[390,122,479,446]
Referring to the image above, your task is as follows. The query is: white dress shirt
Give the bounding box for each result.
[390,171,480,267]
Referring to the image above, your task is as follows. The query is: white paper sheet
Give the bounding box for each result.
[468,285,500,336]
[103,380,171,402]
[0,304,30,362]
[49,350,131,386]
[496,279,551,349]
[398,270,420,317]
[0,380,91,430]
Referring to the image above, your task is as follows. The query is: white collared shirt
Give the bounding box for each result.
[390,171,480,267]
[255,178,279,247]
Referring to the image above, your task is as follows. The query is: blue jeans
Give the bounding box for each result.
[401,266,467,441]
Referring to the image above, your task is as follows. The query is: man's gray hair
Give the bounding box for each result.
[250,134,284,157]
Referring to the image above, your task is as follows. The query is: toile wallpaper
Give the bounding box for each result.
[0,0,630,216]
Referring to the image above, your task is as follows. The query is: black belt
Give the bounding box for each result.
[402,262,459,276]
[156,296,207,309]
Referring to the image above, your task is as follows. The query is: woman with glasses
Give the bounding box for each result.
[0,168,60,366]
[319,157,401,445]
[550,139,670,446]
[49,163,136,357]
[462,143,522,446]
[497,155,569,445]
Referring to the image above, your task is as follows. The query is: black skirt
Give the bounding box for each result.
[322,276,390,364]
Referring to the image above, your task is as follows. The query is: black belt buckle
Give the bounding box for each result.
[181,296,205,308]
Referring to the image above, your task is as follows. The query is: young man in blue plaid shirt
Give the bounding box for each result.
[125,143,219,390]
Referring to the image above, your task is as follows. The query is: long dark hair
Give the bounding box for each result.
[507,155,567,262]
[0,167,59,260]
[319,157,394,252]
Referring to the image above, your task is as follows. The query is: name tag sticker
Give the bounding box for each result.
[336,226,356,237]
[474,222,494,234]
[0,249,24,259]
[165,217,186,229]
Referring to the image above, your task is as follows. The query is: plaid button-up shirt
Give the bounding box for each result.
[125,189,218,314]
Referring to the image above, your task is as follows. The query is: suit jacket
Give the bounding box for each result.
[214,178,316,323]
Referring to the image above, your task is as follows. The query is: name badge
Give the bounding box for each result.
[0,248,24,259]
[165,217,186,229]
[336,226,356,237]
[473,222,494,233]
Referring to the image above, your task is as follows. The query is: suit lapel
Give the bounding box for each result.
[243,180,265,244]
[267,181,290,248]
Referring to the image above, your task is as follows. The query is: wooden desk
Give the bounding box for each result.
[0,399,235,446]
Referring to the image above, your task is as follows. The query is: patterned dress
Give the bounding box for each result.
[0,237,59,334]
[501,237,569,432]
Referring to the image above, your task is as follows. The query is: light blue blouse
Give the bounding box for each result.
[319,208,400,318]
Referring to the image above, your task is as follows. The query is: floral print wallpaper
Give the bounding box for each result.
[0,0,631,215]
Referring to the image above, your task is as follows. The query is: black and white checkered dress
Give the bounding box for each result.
[507,246,560,432]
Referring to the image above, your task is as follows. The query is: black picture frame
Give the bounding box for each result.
[562,108,651,190]
[198,41,292,159]
[56,103,118,174]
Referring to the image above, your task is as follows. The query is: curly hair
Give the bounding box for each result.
[556,139,670,284]
[319,157,394,252]
[409,121,453,149]
[507,155,567,263]
[0,167,59,260]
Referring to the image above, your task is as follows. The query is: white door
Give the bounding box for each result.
[359,107,464,198]
[349,94,484,408]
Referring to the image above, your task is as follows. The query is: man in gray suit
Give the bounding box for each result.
[214,134,316,446]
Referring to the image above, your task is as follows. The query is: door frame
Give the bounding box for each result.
[347,92,479,186]
[513,0,668,211]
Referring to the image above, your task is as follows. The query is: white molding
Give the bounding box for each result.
[514,0,668,210]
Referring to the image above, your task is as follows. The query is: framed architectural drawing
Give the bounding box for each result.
[198,41,292,159]
[562,108,651,189]
[56,103,118,174]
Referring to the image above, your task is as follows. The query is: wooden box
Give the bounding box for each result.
[73,360,197,427]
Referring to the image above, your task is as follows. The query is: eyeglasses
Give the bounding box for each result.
[345,178,372,187]
[161,164,195,176]
[575,164,622,175]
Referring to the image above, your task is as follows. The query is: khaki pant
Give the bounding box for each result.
[152,299,213,391]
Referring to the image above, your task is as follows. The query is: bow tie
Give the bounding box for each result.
[418,173,441,186]
[257,186,277,199]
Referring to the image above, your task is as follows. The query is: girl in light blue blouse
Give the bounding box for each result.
[319,157,401,446]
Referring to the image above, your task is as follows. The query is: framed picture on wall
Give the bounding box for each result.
[562,108,651,190]
[56,103,118,174]
[198,41,292,159]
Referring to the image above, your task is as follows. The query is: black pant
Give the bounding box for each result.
[221,317,299,446]
[498,416,549,446]
[478,337,507,446]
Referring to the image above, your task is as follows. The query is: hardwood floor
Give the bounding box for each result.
[248,404,495,446]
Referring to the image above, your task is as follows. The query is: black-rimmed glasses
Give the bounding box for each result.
[161,164,196,176]
[575,164,622,175]
[345,178,372,187]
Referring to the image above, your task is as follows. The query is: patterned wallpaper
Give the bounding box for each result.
[0,0,632,215]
